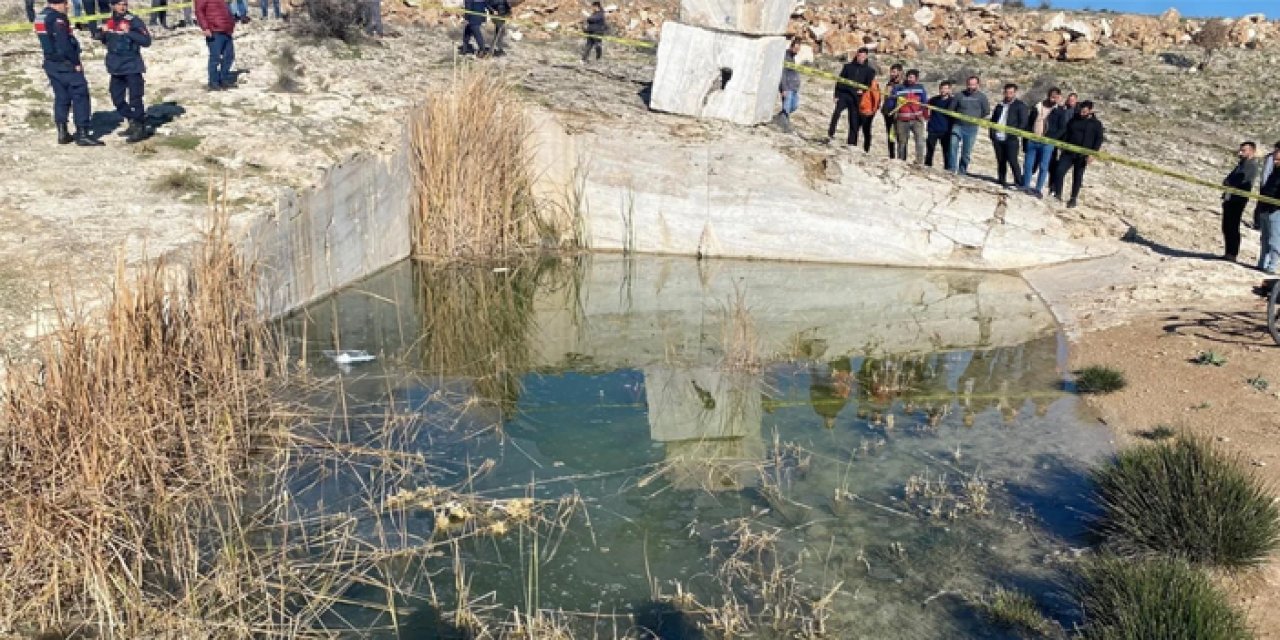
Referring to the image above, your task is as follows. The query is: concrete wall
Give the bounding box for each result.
[679,0,794,35]
[650,22,787,125]
[242,141,414,318]
[529,107,1112,270]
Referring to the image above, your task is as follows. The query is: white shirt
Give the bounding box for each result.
[995,101,1010,141]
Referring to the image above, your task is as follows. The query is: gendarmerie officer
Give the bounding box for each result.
[35,0,102,146]
[97,0,151,143]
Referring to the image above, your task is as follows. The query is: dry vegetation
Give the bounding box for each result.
[409,71,557,259]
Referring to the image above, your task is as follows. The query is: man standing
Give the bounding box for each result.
[195,0,235,90]
[35,0,102,146]
[582,2,607,63]
[880,64,903,159]
[1022,87,1061,198]
[460,0,487,55]
[1221,142,1257,262]
[1255,145,1280,275]
[950,76,989,175]
[890,69,928,164]
[778,40,800,122]
[1050,100,1105,209]
[925,79,956,169]
[989,83,1028,188]
[26,0,37,22]
[827,47,875,151]
[97,0,150,143]
[487,0,511,55]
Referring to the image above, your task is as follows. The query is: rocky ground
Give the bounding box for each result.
[2,0,1280,633]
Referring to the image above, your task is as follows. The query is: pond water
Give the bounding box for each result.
[281,255,1111,639]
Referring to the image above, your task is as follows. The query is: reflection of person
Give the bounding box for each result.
[810,357,853,429]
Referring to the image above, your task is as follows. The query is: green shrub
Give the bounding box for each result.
[1091,437,1280,569]
[1075,555,1251,640]
[1074,366,1127,394]
[981,587,1056,637]
[1139,425,1177,441]
[1193,351,1227,367]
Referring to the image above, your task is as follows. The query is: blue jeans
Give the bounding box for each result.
[949,124,979,175]
[1260,210,1280,274]
[206,33,235,88]
[1022,141,1054,193]
[781,91,799,116]
[229,0,247,17]
[260,0,280,17]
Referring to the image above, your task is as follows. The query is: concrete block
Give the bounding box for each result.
[679,0,794,35]
[650,21,787,126]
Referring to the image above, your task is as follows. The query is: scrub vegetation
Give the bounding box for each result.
[1072,365,1126,394]
[1074,555,1251,640]
[980,587,1058,638]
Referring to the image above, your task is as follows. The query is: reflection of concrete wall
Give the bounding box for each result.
[644,367,762,442]
[529,254,1059,369]
[288,255,1059,373]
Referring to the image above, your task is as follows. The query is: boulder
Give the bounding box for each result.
[650,22,788,126]
[921,0,957,7]
[913,7,934,26]
[679,0,794,35]
[1041,11,1094,41]
[888,0,904,8]
[1159,7,1180,24]
[1063,41,1098,60]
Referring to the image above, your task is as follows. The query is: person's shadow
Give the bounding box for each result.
[1121,226,1221,260]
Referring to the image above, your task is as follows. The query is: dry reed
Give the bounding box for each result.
[408,70,550,259]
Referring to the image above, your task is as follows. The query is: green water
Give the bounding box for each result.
[284,255,1111,639]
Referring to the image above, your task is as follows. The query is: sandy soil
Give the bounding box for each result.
[1068,295,1280,636]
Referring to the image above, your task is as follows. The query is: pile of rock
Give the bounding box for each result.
[389,0,1276,62]
[792,3,1276,61]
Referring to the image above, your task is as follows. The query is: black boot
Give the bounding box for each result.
[74,129,104,147]
[126,120,149,144]
[56,123,73,145]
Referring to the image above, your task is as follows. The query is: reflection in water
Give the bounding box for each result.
[283,255,1108,639]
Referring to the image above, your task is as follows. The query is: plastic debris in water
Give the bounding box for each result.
[322,349,377,365]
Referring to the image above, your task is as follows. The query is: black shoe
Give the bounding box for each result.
[493,48,506,57]
[125,121,149,143]
[1067,199,1078,208]
[56,123,73,145]
[74,129,104,147]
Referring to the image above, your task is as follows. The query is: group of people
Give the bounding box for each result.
[33,0,244,147]
[781,47,1108,208]
[458,0,607,62]
[1221,141,1280,276]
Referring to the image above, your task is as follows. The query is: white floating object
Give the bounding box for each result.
[492,267,510,273]
[322,349,377,365]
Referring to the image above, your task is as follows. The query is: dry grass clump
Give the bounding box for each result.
[408,71,545,259]
[0,213,281,635]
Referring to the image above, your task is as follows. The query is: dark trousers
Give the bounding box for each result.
[828,95,857,144]
[1222,198,1248,257]
[149,0,167,27]
[45,67,92,129]
[492,18,507,50]
[25,0,36,22]
[925,131,952,169]
[462,20,486,52]
[1051,153,1089,202]
[206,33,235,88]
[83,0,109,24]
[992,137,1021,186]
[582,36,602,60]
[261,0,281,18]
[362,0,383,34]
[109,73,145,123]
[884,114,897,159]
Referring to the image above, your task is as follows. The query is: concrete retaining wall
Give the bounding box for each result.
[242,141,414,318]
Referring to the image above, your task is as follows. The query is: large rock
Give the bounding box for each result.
[679,0,794,35]
[650,21,787,126]
[1041,11,1094,41]
[1063,40,1098,60]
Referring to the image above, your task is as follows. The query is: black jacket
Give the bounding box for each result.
[97,12,150,76]
[584,9,607,35]
[834,61,875,100]
[487,0,511,17]
[1045,105,1073,140]
[1223,158,1255,205]
[1259,168,1280,216]
[37,8,81,70]
[1061,115,1105,154]
[989,99,1029,140]
[464,0,487,25]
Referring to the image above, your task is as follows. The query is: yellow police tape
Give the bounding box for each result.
[0,2,193,33]
[5,1,1276,208]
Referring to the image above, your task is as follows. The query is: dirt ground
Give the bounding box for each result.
[1070,294,1280,636]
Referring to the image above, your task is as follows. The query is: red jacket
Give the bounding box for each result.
[195,0,235,34]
